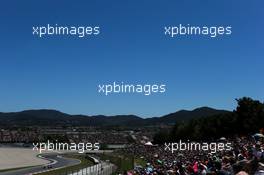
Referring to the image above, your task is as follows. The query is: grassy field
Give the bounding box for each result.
[134,157,147,167]
[98,153,133,173]
[38,154,94,175]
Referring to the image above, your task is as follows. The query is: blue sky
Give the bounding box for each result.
[0,0,263,117]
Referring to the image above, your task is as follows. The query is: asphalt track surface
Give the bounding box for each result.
[0,154,80,175]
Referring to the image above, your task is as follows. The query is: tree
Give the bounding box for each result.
[235,97,264,134]
[154,97,264,144]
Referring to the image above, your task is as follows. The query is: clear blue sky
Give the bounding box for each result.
[0,0,263,117]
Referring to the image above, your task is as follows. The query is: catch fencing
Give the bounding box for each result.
[60,162,116,175]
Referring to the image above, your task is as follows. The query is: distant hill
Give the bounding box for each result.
[160,107,229,123]
[0,107,230,127]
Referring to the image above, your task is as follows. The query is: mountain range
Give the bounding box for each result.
[0,107,230,127]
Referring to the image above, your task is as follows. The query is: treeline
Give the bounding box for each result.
[153,97,264,143]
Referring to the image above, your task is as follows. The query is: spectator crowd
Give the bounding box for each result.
[121,135,264,175]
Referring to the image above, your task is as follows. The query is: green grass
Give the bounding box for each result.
[134,157,147,167]
[37,154,94,175]
[99,153,133,173]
